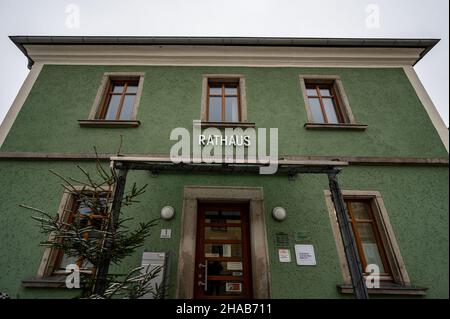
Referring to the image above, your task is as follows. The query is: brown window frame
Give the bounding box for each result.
[305,82,345,124]
[299,74,367,130]
[200,74,252,128]
[51,191,110,275]
[33,187,112,280]
[80,72,144,127]
[324,189,412,294]
[206,81,242,123]
[97,79,140,120]
[344,199,393,281]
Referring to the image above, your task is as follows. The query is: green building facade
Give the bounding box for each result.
[0,36,448,299]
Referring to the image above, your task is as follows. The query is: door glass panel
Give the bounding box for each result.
[205,280,244,296]
[205,244,242,257]
[205,226,241,241]
[357,223,386,273]
[206,261,244,276]
[308,97,324,123]
[205,211,241,224]
[208,97,222,122]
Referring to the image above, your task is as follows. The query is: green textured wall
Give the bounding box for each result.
[1,65,447,157]
[0,64,447,299]
[0,160,447,298]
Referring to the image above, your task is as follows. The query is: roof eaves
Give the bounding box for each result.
[9,36,440,69]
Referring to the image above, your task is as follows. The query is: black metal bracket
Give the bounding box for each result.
[287,171,297,181]
[103,159,367,299]
[328,169,369,299]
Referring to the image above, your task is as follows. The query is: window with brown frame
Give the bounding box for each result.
[299,75,368,129]
[305,82,345,124]
[324,190,416,294]
[207,81,241,122]
[52,191,110,275]
[97,79,140,120]
[344,199,392,281]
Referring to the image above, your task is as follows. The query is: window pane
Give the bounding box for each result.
[323,98,339,124]
[320,88,332,96]
[208,97,222,122]
[209,87,222,95]
[357,223,386,273]
[308,97,324,123]
[205,226,241,241]
[75,196,107,231]
[225,97,239,122]
[104,95,121,120]
[58,254,78,270]
[77,199,93,228]
[119,95,135,120]
[350,202,370,220]
[112,84,125,93]
[306,88,317,96]
[225,87,238,95]
[126,84,138,93]
[59,255,92,271]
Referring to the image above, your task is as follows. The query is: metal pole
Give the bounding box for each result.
[328,169,369,299]
[93,163,128,295]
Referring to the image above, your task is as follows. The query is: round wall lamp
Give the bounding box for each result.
[272,207,287,221]
[160,206,175,220]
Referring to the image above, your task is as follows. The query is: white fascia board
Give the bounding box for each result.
[24,44,424,68]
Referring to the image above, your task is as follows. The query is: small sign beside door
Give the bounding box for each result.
[278,249,291,262]
[294,244,316,266]
[160,229,172,239]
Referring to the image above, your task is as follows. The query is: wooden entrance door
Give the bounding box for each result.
[194,202,252,299]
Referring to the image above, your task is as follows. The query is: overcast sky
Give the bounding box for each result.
[0,0,448,126]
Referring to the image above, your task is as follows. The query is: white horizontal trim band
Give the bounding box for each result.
[24,45,423,67]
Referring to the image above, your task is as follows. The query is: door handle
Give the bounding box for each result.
[198,262,208,291]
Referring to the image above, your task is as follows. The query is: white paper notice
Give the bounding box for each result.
[227,262,243,270]
[278,249,291,262]
[295,244,316,266]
